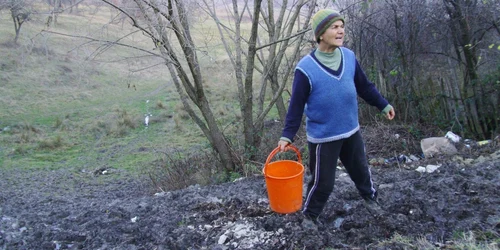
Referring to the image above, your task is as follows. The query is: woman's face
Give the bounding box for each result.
[318,20,345,52]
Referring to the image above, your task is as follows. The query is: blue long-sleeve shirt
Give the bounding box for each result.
[281,49,389,143]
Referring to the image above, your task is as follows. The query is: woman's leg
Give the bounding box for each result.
[303,140,343,218]
[338,131,377,199]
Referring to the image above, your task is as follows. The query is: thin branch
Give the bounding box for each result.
[41,29,162,59]
[58,0,85,13]
[102,0,139,27]
[255,28,310,51]
[102,0,163,44]
[129,61,166,73]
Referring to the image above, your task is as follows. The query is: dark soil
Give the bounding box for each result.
[1,127,499,249]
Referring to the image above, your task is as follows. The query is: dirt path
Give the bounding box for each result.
[1,148,499,249]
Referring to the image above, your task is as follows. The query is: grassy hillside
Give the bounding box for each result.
[0,6,216,175]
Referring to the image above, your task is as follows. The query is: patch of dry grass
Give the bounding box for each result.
[370,231,499,250]
[38,135,65,150]
[148,149,224,191]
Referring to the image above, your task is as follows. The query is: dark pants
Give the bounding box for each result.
[302,131,376,219]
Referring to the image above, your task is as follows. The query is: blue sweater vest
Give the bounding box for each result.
[296,47,359,143]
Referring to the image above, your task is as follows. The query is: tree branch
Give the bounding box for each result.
[41,29,163,60]
[255,28,310,51]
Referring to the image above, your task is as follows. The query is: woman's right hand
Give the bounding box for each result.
[278,140,290,152]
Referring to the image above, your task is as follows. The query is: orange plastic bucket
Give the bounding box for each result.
[262,145,304,214]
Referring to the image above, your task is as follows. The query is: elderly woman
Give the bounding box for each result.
[278,9,396,230]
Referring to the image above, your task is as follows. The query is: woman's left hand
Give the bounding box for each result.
[385,107,395,120]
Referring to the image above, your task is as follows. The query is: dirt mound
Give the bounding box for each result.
[1,145,499,249]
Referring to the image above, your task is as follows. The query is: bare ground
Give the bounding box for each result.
[1,125,499,250]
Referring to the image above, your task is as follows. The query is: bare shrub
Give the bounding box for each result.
[145,110,172,126]
[54,117,63,129]
[38,135,65,150]
[361,122,441,158]
[155,100,166,109]
[87,109,140,138]
[172,104,190,130]
[149,149,224,191]
[30,46,55,57]
[20,122,41,134]
[12,146,27,156]
[0,41,18,48]
[20,132,32,143]
[53,116,72,131]
[89,120,110,138]
[110,124,128,137]
[9,122,42,143]
[116,109,136,130]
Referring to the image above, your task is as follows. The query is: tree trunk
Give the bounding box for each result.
[12,14,21,43]
[163,52,238,172]
[11,6,26,44]
[443,0,485,137]
[241,0,262,159]
[132,0,239,171]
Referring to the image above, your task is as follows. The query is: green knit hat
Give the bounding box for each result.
[311,9,344,43]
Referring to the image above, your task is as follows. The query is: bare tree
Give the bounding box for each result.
[254,0,315,146]
[45,0,84,27]
[199,0,315,158]
[334,0,499,138]
[440,0,500,138]
[97,0,315,171]
[1,0,33,43]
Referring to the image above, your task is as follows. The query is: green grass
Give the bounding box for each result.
[0,3,283,176]
[0,6,210,173]
[370,231,499,250]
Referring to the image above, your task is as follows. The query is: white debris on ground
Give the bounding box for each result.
[415,164,441,173]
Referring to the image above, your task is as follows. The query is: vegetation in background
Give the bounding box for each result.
[100,0,318,172]
[0,1,498,248]
[336,0,500,139]
[1,0,498,184]
[0,4,198,175]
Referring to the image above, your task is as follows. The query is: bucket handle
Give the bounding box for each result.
[265,145,302,168]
